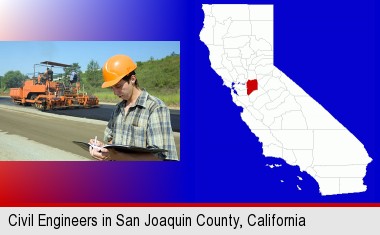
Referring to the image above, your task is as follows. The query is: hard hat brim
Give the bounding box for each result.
[101,76,123,88]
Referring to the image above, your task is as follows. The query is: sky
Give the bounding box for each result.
[0,41,180,77]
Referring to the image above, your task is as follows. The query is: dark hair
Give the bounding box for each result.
[122,71,139,88]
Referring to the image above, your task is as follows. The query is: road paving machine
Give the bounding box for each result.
[9,61,99,111]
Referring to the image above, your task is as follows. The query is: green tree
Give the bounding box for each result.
[3,71,28,88]
[85,59,102,88]
[0,75,3,90]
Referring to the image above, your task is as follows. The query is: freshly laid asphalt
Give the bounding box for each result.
[0,97,180,132]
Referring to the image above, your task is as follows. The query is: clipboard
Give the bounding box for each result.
[72,141,168,154]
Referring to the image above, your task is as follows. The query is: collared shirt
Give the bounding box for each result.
[104,89,178,160]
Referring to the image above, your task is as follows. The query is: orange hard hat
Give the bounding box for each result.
[102,54,137,88]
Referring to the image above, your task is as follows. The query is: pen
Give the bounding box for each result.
[92,136,101,152]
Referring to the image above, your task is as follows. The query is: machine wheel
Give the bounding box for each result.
[35,99,47,111]
[42,99,47,111]
[30,94,37,107]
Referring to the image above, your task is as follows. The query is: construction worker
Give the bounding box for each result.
[70,70,78,85]
[43,67,53,82]
[38,73,46,84]
[88,54,178,161]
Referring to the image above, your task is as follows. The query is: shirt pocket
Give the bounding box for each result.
[125,125,147,148]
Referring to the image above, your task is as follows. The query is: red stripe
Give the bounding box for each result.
[1,203,380,207]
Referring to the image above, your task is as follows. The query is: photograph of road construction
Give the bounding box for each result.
[0,41,180,161]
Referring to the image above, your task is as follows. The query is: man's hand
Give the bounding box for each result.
[88,139,111,161]
[88,139,163,161]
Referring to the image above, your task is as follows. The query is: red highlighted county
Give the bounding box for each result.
[246,79,258,95]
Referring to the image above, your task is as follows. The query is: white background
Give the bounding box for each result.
[0,207,378,234]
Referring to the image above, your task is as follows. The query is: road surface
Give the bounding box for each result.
[0,101,180,161]
[0,97,180,132]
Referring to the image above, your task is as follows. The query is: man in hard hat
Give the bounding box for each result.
[88,54,178,161]
[44,67,53,81]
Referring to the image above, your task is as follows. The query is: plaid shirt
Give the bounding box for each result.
[104,90,178,160]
